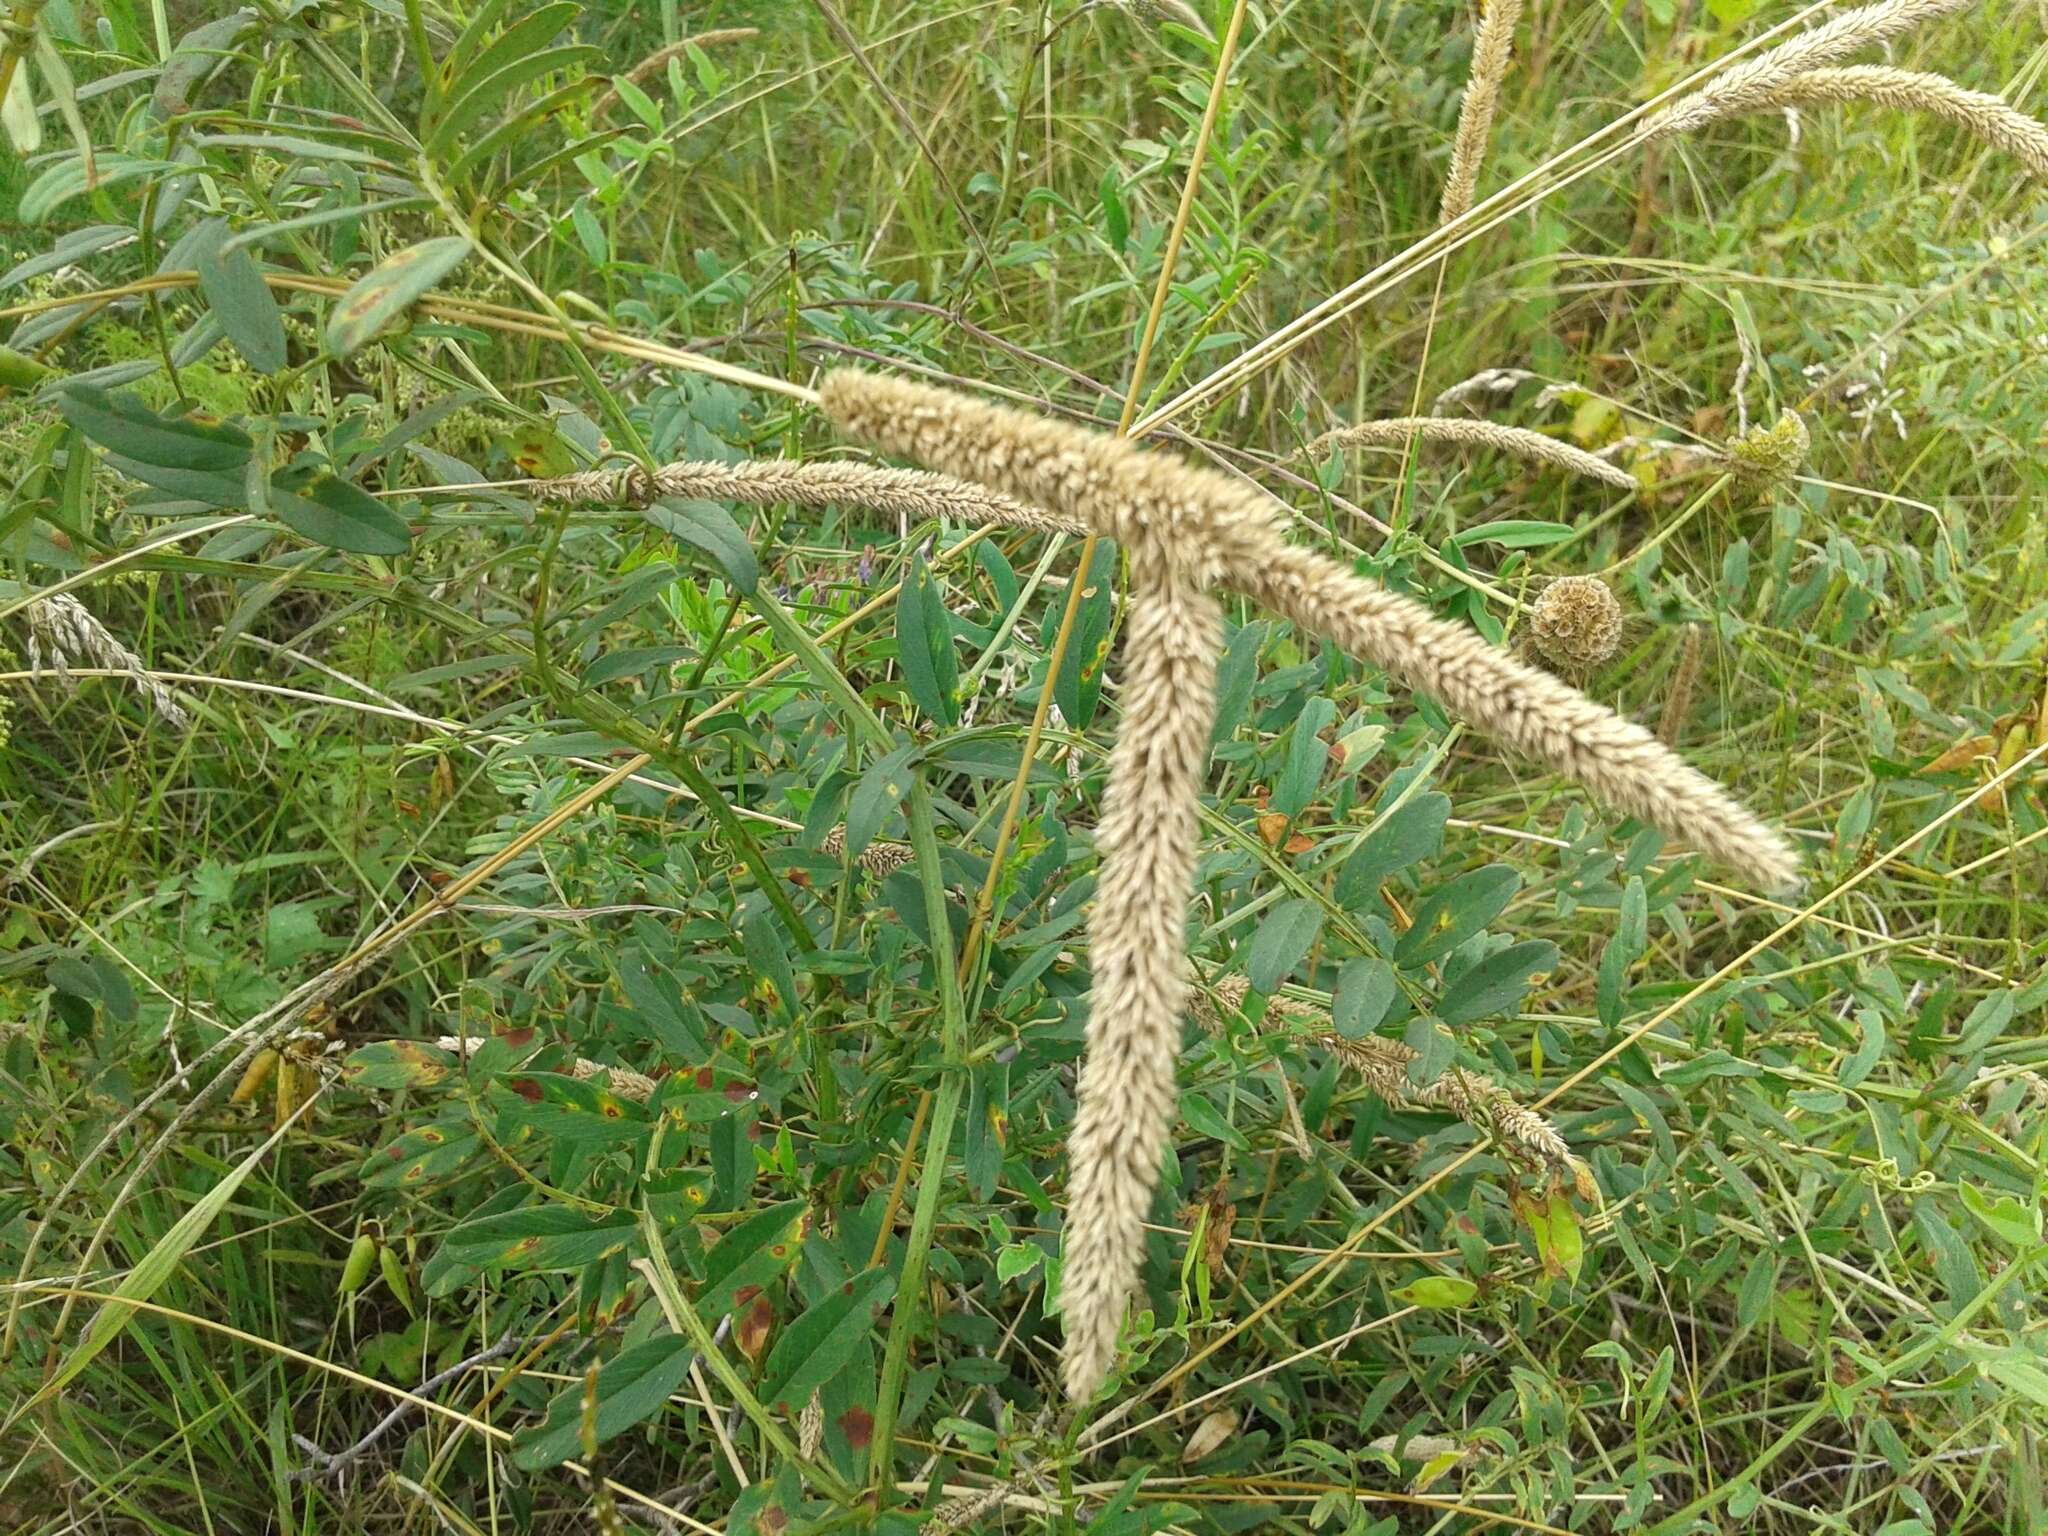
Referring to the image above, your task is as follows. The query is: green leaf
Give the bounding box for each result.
[1402,1014,1454,1085]
[1389,1275,1477,1309]
[511,1335,694,1470]
[846,745,917,855]
[645,498,758,594]
[57,384,253,471]
[742,908,798,1025]
[1394,865,1519,968]
[696,1201,809,1321]
[1446,520,1576,550]
[894,549,959,725]
[1839,1009,1885,1090]
[1437,940,1557,1026]
[327,237,474,357]
[1247,898,1324,994]
[1335,792,1450,910]
[430,1207,638,1296]
[1331,957,1398,1041]
[759,1268,896,1412]
[192,218,286,374]
[1053,541,1118,729]
[34,1114,297,1409]
[271,474,414,555]
[1959,1182,2041,1248]
[342,1041,455,1090]
[1179,1089,1249,1152]
[1273,697,1337,819]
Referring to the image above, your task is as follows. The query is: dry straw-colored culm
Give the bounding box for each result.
[819,366,1798,1401]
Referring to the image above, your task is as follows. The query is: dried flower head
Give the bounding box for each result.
[1722,408,1810,493]
[24,592,189,728]
[1199,974,1592,1195]
[818,366,1800,1402]
[1307,415,1636,491]
[1528,576,1624,674]
[1440,0,1527,223]
[819,824,914,878]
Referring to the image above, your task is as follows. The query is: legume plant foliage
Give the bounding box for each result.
[2,0,2047,1532]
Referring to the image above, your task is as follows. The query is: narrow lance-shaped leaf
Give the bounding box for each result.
[327,236,474,357]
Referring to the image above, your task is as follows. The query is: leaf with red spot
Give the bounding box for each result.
[491,1072,651,1147]
[342,1040,455,1090]
[759,1267,896,1412]
[695,1201,808,1324]
[361,1119,479,1189]
[428,1207,637,1297]
[837,1405,874,1452]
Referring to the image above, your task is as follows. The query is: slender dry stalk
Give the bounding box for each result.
[1440,0,1528,222]
[1307,415,1636,491]
[818,369,1802,892]
[23,592,189,727]
[534,457,1073,537]
[1736,66,2048,176]
[588,29,761,121]
[436,1036,658,1101]
[1200,976,1591,1193]
[1640,0,1979,141]
[1658,623,1705,746]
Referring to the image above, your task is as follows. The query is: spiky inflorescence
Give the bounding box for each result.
[533,457,1075,537]
[1199,975,1594,1196]
[24,592,189,728]
[819,366,1799,1401]
[1722,408,1810,492]
[1658,622,1705,746]
[818,823,914,878]
[1731,68,2048,178]
[1639,0,1978,141]
[1308,415,1637,491]
[1057,558,1222,1403]
[1528,576,1625,674]
[435,1037,658,1101]
[1440,0,1527,223]
[820,368,1800,893]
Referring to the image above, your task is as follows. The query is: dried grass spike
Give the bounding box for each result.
[1658,623,1704,746]
[1308,415,1636,491]
[1060,566,1224,1403]
[1440,0,1527,223]
[1528,576,1624,674]
[535,456,1075,538]
[819,823,914,878]
[1640,0,1978,142]
[24,592,189,728]
[1746,67,2048,178]
[821,368,1800,892]
[1234,548,1802,890]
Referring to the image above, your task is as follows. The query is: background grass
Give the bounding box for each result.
[2,0,2047,1531]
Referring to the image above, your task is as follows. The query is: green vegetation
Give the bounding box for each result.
[3,0,2046,1532]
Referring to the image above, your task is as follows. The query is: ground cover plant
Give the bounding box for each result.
[2,0,2047,1531]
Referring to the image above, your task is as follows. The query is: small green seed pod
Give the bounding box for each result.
[339,1233,376,1295]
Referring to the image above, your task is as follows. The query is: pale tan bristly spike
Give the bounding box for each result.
[819,369,1801,891]
[1307,415,1637,492]
[1639,0,1979,141]
[1057,562,1223,1403]
[1439,0,1527,224]
[817,366,1802,1401]
[1735,67,2048,178]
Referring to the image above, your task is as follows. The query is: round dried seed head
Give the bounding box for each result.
[1529,576,1624,673]
[1723,408,1809,493]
